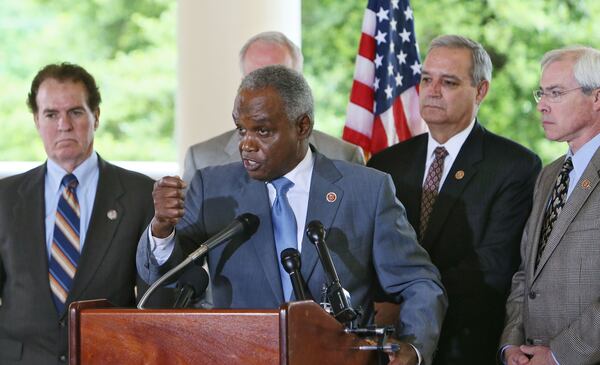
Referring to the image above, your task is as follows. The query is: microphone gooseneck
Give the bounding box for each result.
[306,220,358,323]
[138,213,260,309]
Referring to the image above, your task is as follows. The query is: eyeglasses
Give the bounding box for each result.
[533,86,583,103]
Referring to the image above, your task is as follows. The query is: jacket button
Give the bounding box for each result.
[528,290,537,299]
[59,354,67,362]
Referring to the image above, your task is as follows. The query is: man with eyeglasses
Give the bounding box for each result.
[500,46,600,365]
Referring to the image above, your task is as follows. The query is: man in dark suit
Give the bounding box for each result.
[182,31,364,184]
[368,35,541,365]
[0,63,154,365]
[137,65,447,365]
[501,46,600,365]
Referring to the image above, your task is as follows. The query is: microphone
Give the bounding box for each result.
[138,213,260,309]
[281,248,313,301]
[186,213,260,262]
[306,220,358,323]
[173,264,209,308]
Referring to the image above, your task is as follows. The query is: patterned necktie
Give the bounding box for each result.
[536,157,573,268]
[271,177,298,301]
[49,174,81,313]
[419,146,449,241]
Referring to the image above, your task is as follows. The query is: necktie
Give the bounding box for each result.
[536,157,573,268]
[271,177,297,301]
[49,174,81,313]
[419,146,448,241]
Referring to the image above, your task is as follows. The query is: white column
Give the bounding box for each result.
[177,0,301,172]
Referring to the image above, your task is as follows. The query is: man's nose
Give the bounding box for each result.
[57,114,73,131]
[240,133,258,152]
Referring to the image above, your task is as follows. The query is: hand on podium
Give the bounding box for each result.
[386,340,418,365]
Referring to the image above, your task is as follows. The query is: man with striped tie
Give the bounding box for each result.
[0,63,155,365]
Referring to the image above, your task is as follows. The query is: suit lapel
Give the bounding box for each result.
[67,158,123,307]
[398,136,427,229]
[13,165,57,312]
[224,131,240,159]
[301,152,344,282]
[421,123,483,250]
[534,149,600,278]
[237,176,285,302]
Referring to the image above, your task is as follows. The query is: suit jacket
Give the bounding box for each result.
[368,122,541,365]
[182,129,365,183]
[501,148,600,365]
[138,150,447,364]
[0,156,154,365]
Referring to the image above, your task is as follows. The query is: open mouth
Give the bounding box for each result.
[242,158,261,171]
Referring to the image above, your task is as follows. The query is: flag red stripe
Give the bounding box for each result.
[349,81,374,113]
[392,97,412,141]
[358,33,376,61]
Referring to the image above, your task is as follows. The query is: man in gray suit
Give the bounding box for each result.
[182,31,364,184]
[138,65,447,365]
[0,63,154,365]
[501,46,600,365]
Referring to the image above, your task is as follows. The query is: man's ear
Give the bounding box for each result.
[475,80,489,105]
[94,108,100,130]
[297,114,313,139]
[592,88,600,112]
[33,114,40,130]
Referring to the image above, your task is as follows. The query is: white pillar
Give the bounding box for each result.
[177,0,301,172]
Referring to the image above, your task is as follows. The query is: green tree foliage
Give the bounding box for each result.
[0,0,175,161]
[302,0,600,163]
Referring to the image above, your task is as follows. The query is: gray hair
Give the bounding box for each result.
[541,46,600,93]
[239,65,314,123]
[239,31,303,73]
[428,34,493,85]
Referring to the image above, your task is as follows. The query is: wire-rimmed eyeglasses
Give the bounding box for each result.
[533,87,583,103]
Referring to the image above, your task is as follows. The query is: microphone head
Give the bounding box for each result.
[281,248,302,274]
[237,213,260,237]
[306,220,325,244]
[177,265,210,299]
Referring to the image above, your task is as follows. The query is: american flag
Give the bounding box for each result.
[343,0,427,157]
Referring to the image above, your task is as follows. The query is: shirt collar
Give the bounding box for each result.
[568,132,600,178]
[46,152,98,193]
[426,118,476,160]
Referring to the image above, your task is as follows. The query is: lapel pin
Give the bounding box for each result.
[107,209,118,220]
[326,192,337,203]
[581,179,591,189]
[455,170,465,180]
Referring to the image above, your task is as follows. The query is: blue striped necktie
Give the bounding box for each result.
[271,177,297,301]
[49,174,81,313]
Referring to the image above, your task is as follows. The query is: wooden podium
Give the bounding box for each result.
[69,299,379,365]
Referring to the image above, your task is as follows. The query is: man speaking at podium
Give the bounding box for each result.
[137,65,446,365]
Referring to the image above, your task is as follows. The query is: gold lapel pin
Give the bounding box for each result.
[455,170,465,180]
[581,179,592,189]
[326,192,337,203]
[107,209,118,220]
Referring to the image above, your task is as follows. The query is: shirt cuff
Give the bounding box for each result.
[551,351,560,365]
[148,227,175,266]
[408,343,423,365]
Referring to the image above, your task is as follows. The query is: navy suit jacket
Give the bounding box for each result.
[368,123,541,364]
[0,156,154,365]
[138,150,447,364]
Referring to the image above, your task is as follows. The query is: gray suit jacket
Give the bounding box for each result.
[501,148,600,365]
[138,151,447,364]
[182,129,365,183]
[0,156,154,365]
